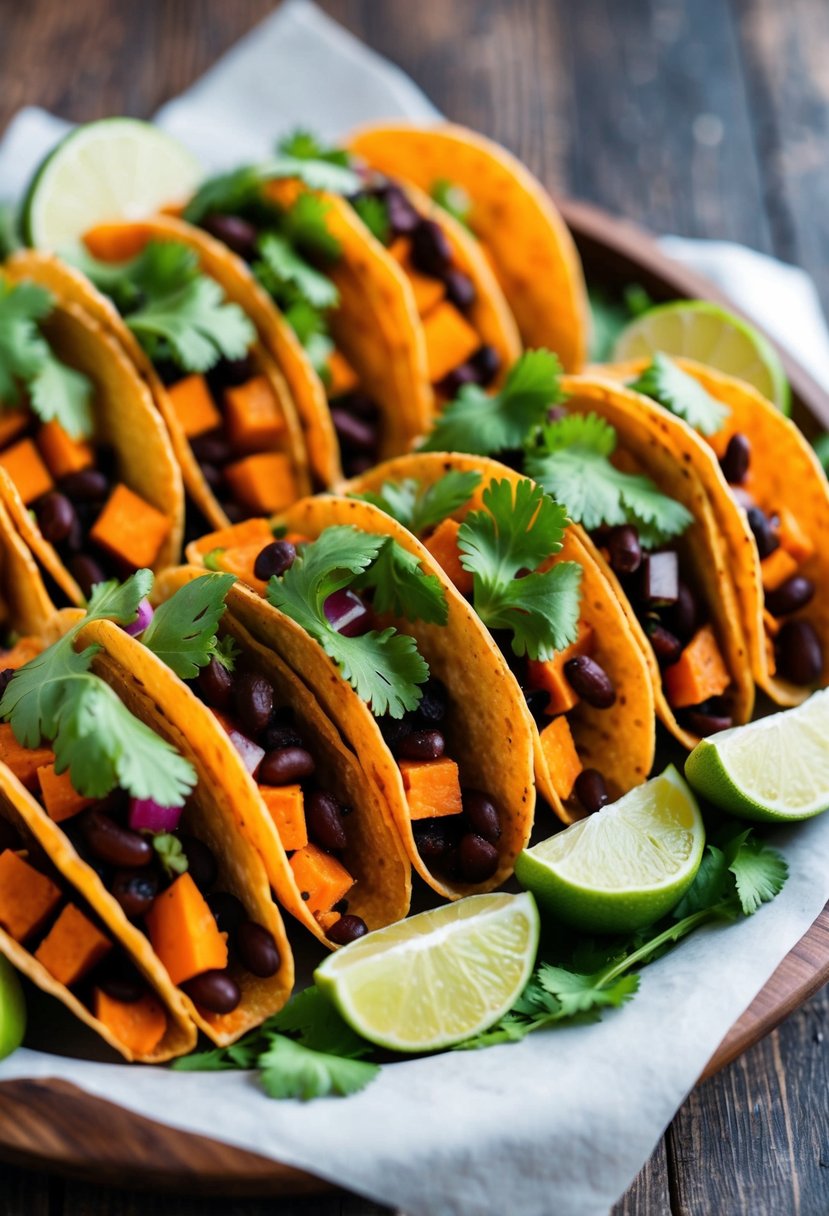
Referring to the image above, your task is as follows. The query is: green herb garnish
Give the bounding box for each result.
[353,470,482,535]
[352,194,391,244]
[431,179,472,230]
[254,233,339,311]
[629,353,729,436]
[140,573,236,679]
[153,833,189,878]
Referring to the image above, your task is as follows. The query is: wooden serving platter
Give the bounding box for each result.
[1,202,828,1197]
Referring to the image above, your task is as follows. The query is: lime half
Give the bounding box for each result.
[612,300,791,414]
[315,892,539,1052]
[0,955,25,1060]
[22,118,202,253]
[515,766,704,934]
[686,690,829,821]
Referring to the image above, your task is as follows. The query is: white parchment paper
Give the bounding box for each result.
[0,4,827,1213]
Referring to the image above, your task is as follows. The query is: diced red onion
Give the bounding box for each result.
[123,599,154,637]
[323,589,371,637]
[128,797,182,834]
[227,728,265,776]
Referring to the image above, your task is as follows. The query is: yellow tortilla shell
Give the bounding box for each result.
[0,492,60,636]
[347,122,588,369]
[346,453,655,823]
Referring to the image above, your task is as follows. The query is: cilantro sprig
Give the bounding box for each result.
[459,825,788,1049]
[266,525,445,718]
[421,349,564,456]
[458,479,582,659]
[525,413,693,547]
[74,242,255,373]
[353,470,482,536]
[0,279,93,438]
[140,573,237,679]
[254,232,339,310]
[430,179,472,230]
[629,353,729,436]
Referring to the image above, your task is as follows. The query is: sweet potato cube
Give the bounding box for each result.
[167,374,222,439]
[776,507,814,564]
[144,871,228,986]
[0,636,44,670]
[34,902,112,986]
[761,547,799,593]
[0,438,54,504]
[526,620,595,717]
[83,223,150,263]
[399,757,463,820]
[37,763,95,824]
[539,716,582,800]
[315,910,341,933]
[388,238,447,318]
[0,850,62,942]
[422,301,481,384]
[0,724,55,790]
[89,483,171,570]
[224,376,286,453]
[192,518,273,559]
[259,784,308,852]
[289,843,353,916]
[93,988,167,1057]
[423,518,473,595]
[0,410,30,448]
[327,349,359,398]
[663,624,731,709]
[36,420,95,481]
[213,542,268,594]
[223,453,298,515]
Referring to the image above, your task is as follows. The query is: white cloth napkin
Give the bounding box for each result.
[1,4,828,1215]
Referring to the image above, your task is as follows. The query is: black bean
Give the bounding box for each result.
[306,790,347,851]
[190,432,232,466]
[197,656,233,710]
[207,891,247,935]
[96,960,145,1003]
[200,462,223,491]
[253,540,296,581]
[261,721,304,751]
[327,914,368,945]
[59,468,109,503]
[523,687,550,723]
[35,492,77,545]
[470,344,501,387]
[201,213,259,260]
[0,668,15,699]
[183,970,241,1014]
[662,581,698,642]
[217,356,256,387]
[573,769,609,814]
[180,836,218,892]
[259,746,316,785]
[416,678,448,725]
[747,506,780,559]
[411,218,452,275]
[235,921,281,977]
[765,576,816,618]
[776,620,823,685]
[336,392,379,421]
[459,833,499,883]
[639,551,679,606]
[83,809,153,869]
[646,621,683,666]
[438,362,479,397]
[462,790,502,843]
[111,868,159,918]
[564,655,617,708]
[413,818,460,867]
[719,433,751,484]
[330,408,377,454]
[685,700,733,736]
[384,186,420,235]
[61,515,84,554]
[606,524,642,576]
[443,268,476,310]
[232,672,274,736]
[397,730,445,761]
[70,554,106,598]
[378,714,414,750]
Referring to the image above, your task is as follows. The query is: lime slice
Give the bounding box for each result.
[314,892,539,1052]
[515,766,704,934]
[612,300,791,414]
[686,690,829,821]
[22,118,202,253]
[0,955,25,1060]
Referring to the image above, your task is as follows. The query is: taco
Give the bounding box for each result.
[523,372,755,748]
[0,258,183,604]
[347,122,589,369]
[153,563,412,947]
[8,234,312,537]
[0,598,294,1048]
[346,453,655,824]
[185,504,536,898]
[600,356,829,706]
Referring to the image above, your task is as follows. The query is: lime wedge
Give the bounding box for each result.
[22,118,202,253]
[0,955,25,1060]
[515,767,704,934]
[314,893,539,1052]
[612,300,791,414]
[686,690,829,821]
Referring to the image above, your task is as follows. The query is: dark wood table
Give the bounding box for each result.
[1,1,828,1212]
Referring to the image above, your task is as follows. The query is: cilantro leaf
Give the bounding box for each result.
[352,195,390,244]
[254,232,339,310]
[525,413,693,546]
[277,130,351,168]
[283,299,334,376]
[281,193,341,260]
[321,626,429,718]
[140,573,235,679]
[431,178,472,229]
[421,349,564,455]
[352,470,482,536]
[29,354,93,439]
[671,845,730,919]
[537,964,640,1018]
[183,166,266,226]
[629,353,729,436]
[728,836,789,916]
[86,569,155,623]
[356,540,448,625]
[266,986,373,1058]
[258,1036,378,1101]
[153,832,189,877]
[457,478,582,659]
